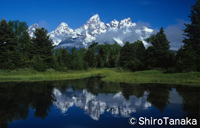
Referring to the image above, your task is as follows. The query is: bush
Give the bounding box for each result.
[124,59,143,72]
[164,67,177,73]
[33,56,48,72]
[46,68,55,72]
[55,66,68,72]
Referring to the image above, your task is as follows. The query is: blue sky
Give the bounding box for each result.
[0,0,197,49]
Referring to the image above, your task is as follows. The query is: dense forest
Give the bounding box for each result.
[0,0,199,73]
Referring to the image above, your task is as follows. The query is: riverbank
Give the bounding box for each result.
[0,68,199,86]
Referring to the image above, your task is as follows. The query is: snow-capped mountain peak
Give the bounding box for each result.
[28,23,39,37]
[51,22,74,35]
[107,19,119,29]
[85,14,107,36]
[60,22,68,26]
[87,14,100,22]
[49,22,76,45]
[118,18,136,29]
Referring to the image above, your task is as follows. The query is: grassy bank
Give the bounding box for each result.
[0,68,199,86]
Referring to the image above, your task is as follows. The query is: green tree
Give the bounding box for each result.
[133,40,145,62]
[131,40,145,70]
[18,30,32,67]
[109,43,121,68]
[119,41,135,68]
[97,43,111,67]
[119,41,144,71]
[145,27,173,69]
[55,47,71,70]
[96,52,103,68]
[8,20,28,38]
[8,20,31,66]
[71,46,77,60]
[88,42,98,52]
[176,46,197,72]
[144,46,156,69]
[0,19,22,69]
[177,0,200,72]
[84,47,97,68]
[32,28,55,70]
[70,49,88,70]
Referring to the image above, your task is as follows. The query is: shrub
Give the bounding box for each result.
[33,56,48,72]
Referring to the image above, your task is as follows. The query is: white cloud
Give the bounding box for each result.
[95,21,154,46]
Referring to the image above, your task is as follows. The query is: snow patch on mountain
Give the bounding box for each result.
[28,23,39,37]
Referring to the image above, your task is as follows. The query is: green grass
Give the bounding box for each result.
[0,68,199,86]
[102,69,200,86]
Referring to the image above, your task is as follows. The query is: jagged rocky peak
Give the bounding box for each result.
[49,22,77,46]
[30,23,39,28]
[118,17,136,29]
[52,22,74,35]
[57,22,70,30]
[60,22,68,26]
[28,23,39,37]
[85,14,107,36]
[107,19,119,28]
[86,14,100,24]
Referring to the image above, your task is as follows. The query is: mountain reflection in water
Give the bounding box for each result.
[0,76,199,128]
[53,88,151,120]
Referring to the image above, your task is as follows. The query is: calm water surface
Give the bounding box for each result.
[0,77,199,128]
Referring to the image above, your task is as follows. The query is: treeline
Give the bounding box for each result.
[0,1,199,72]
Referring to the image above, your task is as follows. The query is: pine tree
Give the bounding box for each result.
[0,19,22,69]
[132,40,145,70]
[120,41,145,71]
[8,20,32,68]
[180,0,200,72]
[61,48,71,68]
[8,20,28,38]
[70,49,88,70]
[32,28,55,69]
[145,27,173,69]
[55,47,71,68]
[71,47,76,60]
[96,53,103,68]
[176,46,197,72]
[0,19,7,69]
[144,46,157,69]
[84,48,97,68]
[18,30,32,67]
[119,41,135,68]
[109,43,121,68]
[97,44,110,67]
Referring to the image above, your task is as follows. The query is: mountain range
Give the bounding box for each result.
[28,14,154,49]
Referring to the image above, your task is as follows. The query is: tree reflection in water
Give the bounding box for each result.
[0,82,55,128]
[0,77,199,128]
